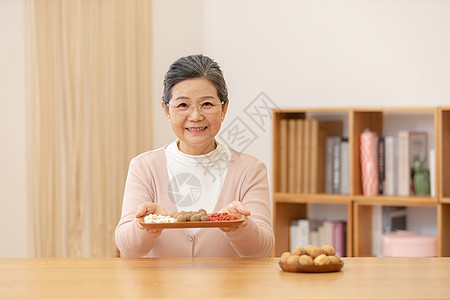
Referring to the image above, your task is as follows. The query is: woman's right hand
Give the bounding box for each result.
[135,202,168,235]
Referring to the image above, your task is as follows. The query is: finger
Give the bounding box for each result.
[228,202,251,216]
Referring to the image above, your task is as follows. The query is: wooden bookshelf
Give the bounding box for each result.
[272,107,449,257]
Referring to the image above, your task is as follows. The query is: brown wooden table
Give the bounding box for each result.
[1,257,449,299]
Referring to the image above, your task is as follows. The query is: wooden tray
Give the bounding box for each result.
[138,213,246,229]
[279,261,344,273]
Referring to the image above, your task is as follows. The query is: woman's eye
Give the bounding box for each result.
[201,102,214,107]
[176,103,188,108]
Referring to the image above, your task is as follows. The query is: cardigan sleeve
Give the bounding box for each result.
[224,160,275,257]
[114,157,160,257]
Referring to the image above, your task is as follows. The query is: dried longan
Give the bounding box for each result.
[287,254,300,265]
[200,215,209,221]
[306,246,326,258]
[190,214,201,222]
[328,255,341,265]
[299,255,314,265]
[292,246,306,256]
[280,252,291,263]
[321,245,336,256]
[314,254,330,266]
[176,215,187,222]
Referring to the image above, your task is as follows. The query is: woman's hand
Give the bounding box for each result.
[218,201,251,232]
[135,202,168,235]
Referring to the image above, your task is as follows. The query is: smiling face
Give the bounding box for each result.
[162,77,228,155]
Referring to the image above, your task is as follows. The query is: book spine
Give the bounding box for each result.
[325,137,334,194]
[333,221,345,257]
[384,136,395,196]
[302,120,310,194]
[430,149,436,197]
[309,120,319,193]
[279,119,288,193]
[289,220,299,252]
[295,120,304,194]
[377,137,385,195]
[332,137,341,194]
[340,138,349,195]
[398,131,410,196]
[288,119,297,193]
[298,219,310,247]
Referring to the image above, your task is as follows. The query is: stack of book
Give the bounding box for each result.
[289,219,347,257]
[279,118,344,194]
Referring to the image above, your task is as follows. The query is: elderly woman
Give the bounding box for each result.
[115,54,274,257]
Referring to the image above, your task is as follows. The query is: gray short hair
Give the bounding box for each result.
[162,54,228,105]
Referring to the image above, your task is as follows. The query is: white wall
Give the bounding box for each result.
[151,0,205,148]
[0,0,29,257]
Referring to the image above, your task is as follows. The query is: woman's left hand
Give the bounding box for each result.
[218,201,251,232]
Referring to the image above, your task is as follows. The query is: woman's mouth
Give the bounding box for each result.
[186,126,207,132]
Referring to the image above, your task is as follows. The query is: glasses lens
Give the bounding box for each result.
[169,100,223,115]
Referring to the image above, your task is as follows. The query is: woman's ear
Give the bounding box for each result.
[161,101,171,122]
[221,99,229,121]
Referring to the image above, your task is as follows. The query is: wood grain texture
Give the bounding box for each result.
[1,258,449,299]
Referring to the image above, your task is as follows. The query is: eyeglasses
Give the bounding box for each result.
[167,99,224,115]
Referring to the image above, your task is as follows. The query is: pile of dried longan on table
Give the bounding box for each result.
[280,245,343,266]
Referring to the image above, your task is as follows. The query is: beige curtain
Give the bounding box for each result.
[28,0,152,257]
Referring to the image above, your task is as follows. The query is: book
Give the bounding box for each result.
[290,219,310,250]
[430,149,435,197]
[332,138,341,194]
[333,221,346,257]
[309,219,322,246]
[322,221,334,246]
[310,120,343,193]
[298,219,310,247]
[289,219,299,252]
[288,119,297,193]
[309,120,320,194]
[302,120,311,194]
[377,137,385,195]
[340,138,349,195]
[398,131,428,196]
[325,136,341,194]
[295,119,304,194]
[383,136,396,196]
[372,206,383,257]
[279,119,288,193]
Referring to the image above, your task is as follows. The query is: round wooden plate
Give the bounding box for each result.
[138,213,246,229]
[279,261,344,273]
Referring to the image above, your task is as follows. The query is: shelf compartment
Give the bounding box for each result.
[354,202,439,257]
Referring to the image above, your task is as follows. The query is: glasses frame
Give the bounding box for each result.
[166,99,225,116]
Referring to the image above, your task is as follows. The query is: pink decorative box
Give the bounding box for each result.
[382,231,437,257]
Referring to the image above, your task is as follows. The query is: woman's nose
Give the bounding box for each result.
[188,105,204,121]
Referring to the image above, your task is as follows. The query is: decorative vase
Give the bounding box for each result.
[413,157,430,195]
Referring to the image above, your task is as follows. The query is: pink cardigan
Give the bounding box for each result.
[115,145,275,258]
